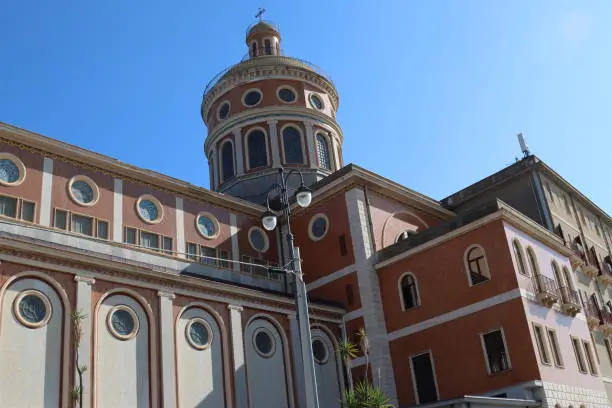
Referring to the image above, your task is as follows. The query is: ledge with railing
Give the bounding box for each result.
[559,286,581,316]
[584,302,602,330]
[601,309,612,334]
[598,263,612,286]
[531,274,560,307]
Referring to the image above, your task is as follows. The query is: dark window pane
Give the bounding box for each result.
[21,201,35,222]
[278,88,296,103]
[283,127,304,164]
[72,214,93,236]
[97,220,109,239]
[218,102,230,119]
[316,134,331,170]
[0,196,17,218]
[187,243,198,261]
[264,39,272,55]
[244,91,262,107]
[401,275,418,309]
[221,142,235,181]
[219,250,230,269]
[248,130,268,168]
[125,227,137,245]
[140,231,159,250]
[54,210,67,230]
[346,284,354,305]
[339,234,347,256]
[200,246,217,266]
[412,353,438,404]
[163,237,173,254]
[483,330,509,373]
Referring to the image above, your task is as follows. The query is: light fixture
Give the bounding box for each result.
[295,185,312,208]
[261,210,278,231]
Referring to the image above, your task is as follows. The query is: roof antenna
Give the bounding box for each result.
[517,133,530,158]
[255,7,266,21]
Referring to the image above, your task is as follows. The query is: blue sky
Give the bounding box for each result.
[1,1,611,212]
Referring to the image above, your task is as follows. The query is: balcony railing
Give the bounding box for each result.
[559,286,581,316]
[598,263,612,286]
[532,274,560,307]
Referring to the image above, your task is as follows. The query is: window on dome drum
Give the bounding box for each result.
[218,102,230,120]
[282,126,304,164]
[123,226,172,254]
[481,329,510,374]
[512,239,528,276]
[465,245,490,285]
[251,42,257,57]
[221,142,235,181]
[264,39,272,55]
[316,134,331,170]
[309,93,324,110]
[53,209,108,239]
[400,274,419,310]
[243,90,262,107]
[0,195,35,222]
[247,130,268,169]
[278,87,296,103]
[186,242,230,269]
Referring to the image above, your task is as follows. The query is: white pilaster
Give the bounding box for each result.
[289,314,306,408]
[112,179,123,242]
[175,197,185,258]
[158,290,177,408]
[304,122,317,167]
[345,188,398,405]
[228,305,248,408]
[74,275,95,408]
[233,128,244,175]
[268,120,281,167]
[229,213,240,272]
[331,133,341,170]
[39,157,54,226]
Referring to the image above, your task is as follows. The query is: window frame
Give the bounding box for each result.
[67,175,100,207]
[219,140,236,182]
[533,323,552,365]
[280,124,307,165]
[308,213,330,241]
[0,152,27,186]
[276,85,298,104]
[604,338,612,365]
[583,340,598,376]
[123,224,173,255]
[216,100,231,121]
[241,88,263,108]
[479,327,512,374]
[546,327,564,368]
[526,247,540,276]
[245,127,270,170]
[463,244,491,287]
[247,226,270,253]
[408,350,440,405]
[571,336,588,374]
[398,272,420,311]
[314,131,333,171]
[0,193,36,223]
[512,239,529,277]
[135,194,164,225]
[53,207,109,240]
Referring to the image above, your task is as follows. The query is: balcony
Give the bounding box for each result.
[598,264,612,286]
[569,242,586,270]
[559,286,581,317]
[584,303,601,330]
[532,274,560,307]
[601,310,612,335]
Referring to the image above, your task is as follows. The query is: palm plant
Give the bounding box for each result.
[337,339,359,391]
[341,380,394,408]
[356,327,370,381]
[71,310,88,408]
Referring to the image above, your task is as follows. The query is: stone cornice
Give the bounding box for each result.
[204,107,344,153]
[0,122,266,217]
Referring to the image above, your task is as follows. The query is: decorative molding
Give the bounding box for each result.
[157,290,175,299]
[227,304,244,312]
[74,275,95,285]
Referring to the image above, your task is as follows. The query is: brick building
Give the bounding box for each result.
[0,19,611,408]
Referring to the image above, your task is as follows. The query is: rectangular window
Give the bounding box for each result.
[72,214,93,236]
[339,234,348,256]
[125,227,137,245]
[21,201,35,222]
[140,231,159,250]
[572,337,587,373]
[219,250,230,269]
[96,220,109,240]
[547,328,563,367]
[186,243,198,261]
[604,338,612,365]
[54,209,68,230]
[346,284,354,306]
[481,329,511,373]
[0,195,18,218]
[200,246,217,266]
[533,324,551,365]
[163,237,173,254]
[241,255,253,273]
[583,341,598,375]
[410,352,439,404]
[123,226,170,254]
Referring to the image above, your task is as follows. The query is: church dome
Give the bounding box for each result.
[246,20,280,42]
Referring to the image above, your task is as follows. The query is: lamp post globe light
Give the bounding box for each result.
[260,167,319,408]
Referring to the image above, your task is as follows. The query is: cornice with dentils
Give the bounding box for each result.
[0,122,267,217]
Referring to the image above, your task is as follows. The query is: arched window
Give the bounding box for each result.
[562,266,574,290]
[551,261,564,287]
[465,245,490,285]
[399,273,419,310]
[526,247,539,276]
[316,133,331,170]
[396,230,417,243]
[512,239,528,276]
[251,41,258,57]
[282,126,304,164]
[247,129,268,169]
[264,39,272,55]
[221,141,235,181]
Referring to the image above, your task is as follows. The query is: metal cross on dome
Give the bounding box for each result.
[255,8,266,21]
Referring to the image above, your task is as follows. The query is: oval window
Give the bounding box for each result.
[108,305,139,340]
[196,212,220,239]
[309,93,324,110]
[248,227,269,253]
[309,214,329,241]
[186,318,213,350]
[14,290,52,328]
[218,101,230,120]
[243,90,262,107]
[312,339,328,364]
[278,87,296,103]
[254,328,275,357]
[137,195,163,223]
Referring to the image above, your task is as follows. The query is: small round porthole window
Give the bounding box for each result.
[69,176,99,206]
[217,101,230,120]
[186,318,213,350]
[243,89,263,107]
[196,212,220,239]
[278,87,296,103]
[312,339,328,364]
[254,328,275,357]
[107,305,139,340]
[308,214,329,241]
[0,153,26,186]
[248,226,269,253]
[309,93,324,110]
[137,195,163,224]
[14,290,52,329]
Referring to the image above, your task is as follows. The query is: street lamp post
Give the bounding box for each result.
[261,167,320,408]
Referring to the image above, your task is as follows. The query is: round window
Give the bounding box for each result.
[254,328,275,357]
[278,87,296,103]
[248,227,269,253]
[309,93,324,110]
[186,318,212,350]
[308,214,329,241]
[69,176,99,206]
[243,90,262,107]
[312,339,328,364]
[0,153,25,186]
[196,212,219,239]
[137,195,162,223]
[218,102,230,120]
[108,305,139,340]
[14,290,52,328]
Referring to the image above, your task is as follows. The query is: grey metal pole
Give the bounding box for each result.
[292,246,320,408]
